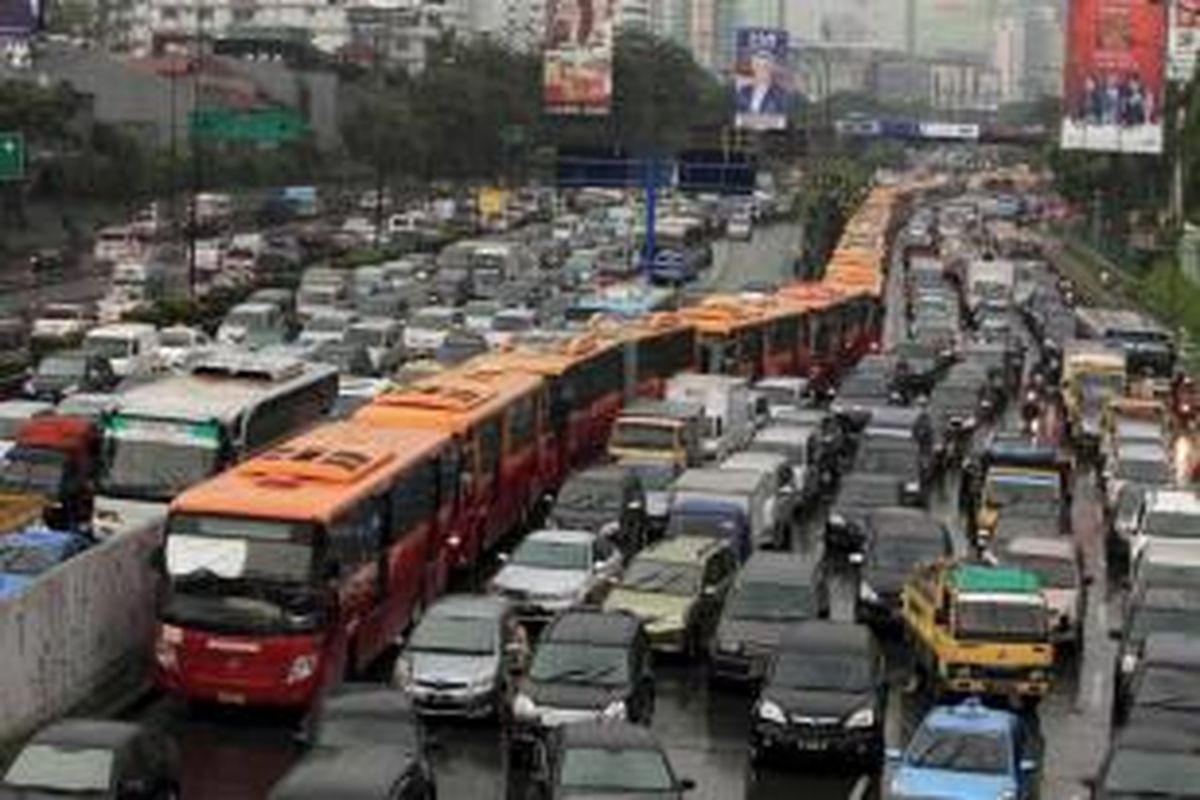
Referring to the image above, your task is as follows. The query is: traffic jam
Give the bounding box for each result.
[0,164,1197,800]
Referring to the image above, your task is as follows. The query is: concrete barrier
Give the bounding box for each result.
[0,523,160,744]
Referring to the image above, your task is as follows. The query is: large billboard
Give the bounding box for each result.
[733,27,791,131]
[1061,0,1167,154]
[1170,0,1200,81]
[0,0,40,36]
[543,0,613,116]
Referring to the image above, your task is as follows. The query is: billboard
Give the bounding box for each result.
[543,0,613,115]
[0,0,40,35]
[1170,0,1200,81]
[1061,0,1167,154]
[733,27,791,131]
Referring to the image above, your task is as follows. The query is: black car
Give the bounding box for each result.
[27,350,117,401]
[929,374,991,453]
[831,376,895,430]
[1112,632,1200,728]
[710,552,828,683]
[268,746,435,800]
[511,609,655,752]
[545,722,694,798]
[1,719,179,799]
[309,686,424,753]
[851,432,929,506]
[855,508,954,625]
[550,466,647,556]
[892,339,953,397]
[751,621,885,765]
[825,472,906,552]
[1112,587,1200,717]
[771,407,851,472]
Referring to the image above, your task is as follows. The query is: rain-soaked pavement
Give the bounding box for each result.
[126,221,1119,799]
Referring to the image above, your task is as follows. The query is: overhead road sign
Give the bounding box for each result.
[189,109,307,143]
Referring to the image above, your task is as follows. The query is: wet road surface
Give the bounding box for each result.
[127,221,1119,799]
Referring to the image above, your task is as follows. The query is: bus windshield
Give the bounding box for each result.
[611,421,679,452]
[163,514,322,635]
[100,418,223,501]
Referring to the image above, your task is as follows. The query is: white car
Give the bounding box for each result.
[489,529,623,620]
[31,304,95,343]
[158,326,213,370]
[404,306,461,356]
[82,323,163,379]
[298,310,357,348]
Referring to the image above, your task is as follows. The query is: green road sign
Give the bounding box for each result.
[0,133,25,181]
[189,109,306,143]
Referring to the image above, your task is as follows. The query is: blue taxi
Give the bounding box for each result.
[886,698,1038,800]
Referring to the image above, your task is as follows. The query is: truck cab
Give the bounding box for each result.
[82,323,162,379]
[608,400,704,469]
[665,373,753,462]
[1061,342,1126,459]
[0,415,99,530]
[902,561,1054,704]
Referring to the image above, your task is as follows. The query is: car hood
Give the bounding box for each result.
[605,589,693,623]
[493,565,588,598]
[890,767,1015,800]
[715,618,790,652]
[410,651,497,685]
[526,680,627,712]
[861,566,908,596]
[550,507,617,532]
[763,687,873,721]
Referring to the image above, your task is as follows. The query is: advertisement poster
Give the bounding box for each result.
[1170,0,1200,81]
[0,0,39,35]
[543,0,613,116]
[733,27,791,131]
[1061,0,1167,154]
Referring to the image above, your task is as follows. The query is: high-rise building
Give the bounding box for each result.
[784,0,906,50]
[914,0,996,60]
[1023,3,1062,98]
[992,13,1025,101]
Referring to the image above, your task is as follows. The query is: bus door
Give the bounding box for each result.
[329,498,393,674]
[494,393,539,546]
[533,388,562,493]
[429,443,462,598]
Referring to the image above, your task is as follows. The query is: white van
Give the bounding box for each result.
[666,373,753,461]
[83,323,162,378]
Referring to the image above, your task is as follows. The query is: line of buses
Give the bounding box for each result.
[152,185,909,709]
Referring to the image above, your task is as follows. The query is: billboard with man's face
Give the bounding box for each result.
[543,0,613,115]
[0,0,40,35]
[733,28,791,131]
[1170,0,1200,81]
[1061,0,1166,154]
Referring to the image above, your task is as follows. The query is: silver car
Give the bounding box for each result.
[489,529,624,621]
[393,595,526,719]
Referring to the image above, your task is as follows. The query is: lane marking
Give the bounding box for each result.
[848,774,871,800]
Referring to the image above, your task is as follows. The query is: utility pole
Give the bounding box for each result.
[371,15,388,252]
[187,1,204,300]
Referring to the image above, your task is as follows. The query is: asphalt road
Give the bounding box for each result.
[126,220,1119,799]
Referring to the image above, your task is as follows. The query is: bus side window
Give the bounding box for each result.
[437,443,461,507]
[479,417,501,480]
[507,395,535,455]
[390,462,437,540]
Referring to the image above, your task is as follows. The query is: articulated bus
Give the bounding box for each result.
[680,298,770,380]
[95,352,339,537]
[478,332,625,479]
[157,422,454,707]
[591,313,697,401]
[354,367,548,577]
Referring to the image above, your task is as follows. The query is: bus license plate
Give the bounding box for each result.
[217,692,246,705]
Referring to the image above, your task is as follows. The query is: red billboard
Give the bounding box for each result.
[543,0,613,116]
[1061,0,1166,154]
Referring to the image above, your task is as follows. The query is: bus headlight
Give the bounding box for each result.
[285,654,318,684]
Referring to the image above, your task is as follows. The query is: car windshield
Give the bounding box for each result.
[1003,553,1076,589]
[42,307,82,321]
[622,462,677,491]
[4,743,114,792]
[345,327,388,348]
[907,727,1010,775]
[620,559,700,597]
[306,316,349,334]
[1103,748,1200,795]
[558,479,622,513]
[492,314,533,333]
[771,653,872,692]
[611,422,679,451]
[38,356,85,378]
[530,642,629,686]
[413,309,454,330]
[559,747,673,792]
[854,443,918,476]
[758,385,800,407]
[409,615,496,655]
[1129,606,1200,641]
[1145,510,1200,539]
[160,330,196,348]
[838,479,896,507]
[986,475,1060,507]
[1116,458,1170,484]
[511,538,590,571]
[955,597,1047,641]
[0,449,66,497]
[224,309,270,330]
[299,286,338,306]
[84,336,132,361]
[872,537,944,570]
[727,579,814,622]
[100,420,221,501]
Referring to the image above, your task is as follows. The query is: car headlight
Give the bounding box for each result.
[717,639,742,654]
[998,790,1017,800]
[844,707,875,729]
[1028,669,1048,682]
[828,513,847,529]
[393,658,413,689]
[513,692,537,720]
[904,481,920,496]
[858,582,879,603]
[285,653,318,685]
[756,700,786,724]
[1121,653,1138,675]
[602,699,627,720]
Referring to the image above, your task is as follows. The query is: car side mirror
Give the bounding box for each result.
[678,777,696,792]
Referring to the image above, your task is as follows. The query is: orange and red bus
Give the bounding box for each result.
[592,313,697,401]
[354,366,548,574]
[156,421,454,708]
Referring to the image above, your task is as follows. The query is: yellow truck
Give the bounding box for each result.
[1061,341,1126,459]
[608,400,704,470]
[902,561,1054,705]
